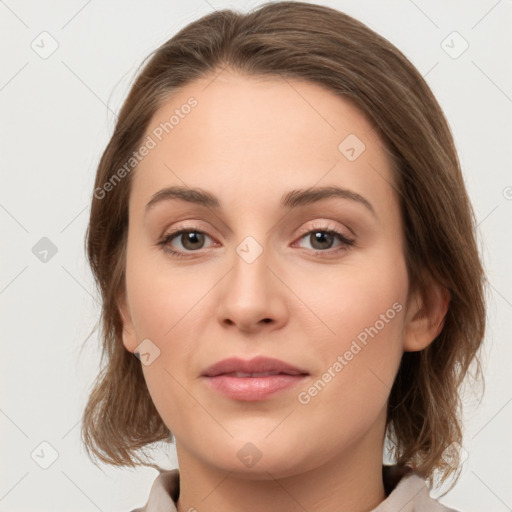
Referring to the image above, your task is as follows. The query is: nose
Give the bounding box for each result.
[216,243,289,333]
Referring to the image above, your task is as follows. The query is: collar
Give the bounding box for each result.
[132,465,458,512]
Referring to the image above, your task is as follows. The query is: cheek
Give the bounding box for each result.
[293,255,408,341]
[294,270,406,443]
[124,244,219,411]
[124,236,204,340]
[293,251,408,396]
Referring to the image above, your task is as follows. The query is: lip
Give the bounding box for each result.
[201,356,309,401]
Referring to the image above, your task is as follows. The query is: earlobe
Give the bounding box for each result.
[118,292,138,354]
[403,278,450,352]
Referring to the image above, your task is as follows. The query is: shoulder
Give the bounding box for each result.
[378,465,461,512]
[129,468,180,512]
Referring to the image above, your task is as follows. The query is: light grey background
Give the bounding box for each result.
[1,1,511,511]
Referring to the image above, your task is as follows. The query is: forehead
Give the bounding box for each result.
[131,71,395,215]
[146,70,379,154]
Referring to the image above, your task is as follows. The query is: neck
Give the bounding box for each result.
[175,423,387,512]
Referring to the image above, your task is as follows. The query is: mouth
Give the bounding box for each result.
[201,356,309,377]
[201,356,309,401]
[219,371,301,377]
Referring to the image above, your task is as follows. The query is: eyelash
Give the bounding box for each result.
[157,223,355,259]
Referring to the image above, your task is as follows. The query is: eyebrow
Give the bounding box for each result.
[145,185,376,217]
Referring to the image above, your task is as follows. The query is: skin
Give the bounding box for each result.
[119,70,449,512]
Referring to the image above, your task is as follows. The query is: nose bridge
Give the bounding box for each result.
[216,233,288,331]
[232,237,270,297]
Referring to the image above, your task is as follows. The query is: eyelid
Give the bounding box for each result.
[161,220,350,241]
[297,220,339,234]
[294,220,354,240]
[161,221,217,242]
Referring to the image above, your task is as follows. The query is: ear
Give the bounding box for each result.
[117,291,138,354]
[403,275,450,352]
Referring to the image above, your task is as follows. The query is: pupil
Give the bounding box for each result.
[183,232,204,250]
[312,231,333,250]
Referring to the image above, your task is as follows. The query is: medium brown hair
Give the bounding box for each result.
[81,1,486,491]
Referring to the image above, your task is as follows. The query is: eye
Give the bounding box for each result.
[157,223,355,259]
[158,227,215,257]
[294,225,355,254]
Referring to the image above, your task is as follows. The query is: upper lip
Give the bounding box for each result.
[201,356,309,377]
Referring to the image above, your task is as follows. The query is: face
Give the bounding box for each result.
[119,70,426,479]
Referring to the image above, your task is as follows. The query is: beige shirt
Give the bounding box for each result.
[130,465,460,512]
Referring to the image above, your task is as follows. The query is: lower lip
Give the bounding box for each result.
[204,374,308,401]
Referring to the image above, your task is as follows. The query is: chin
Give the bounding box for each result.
[202,440,312,481]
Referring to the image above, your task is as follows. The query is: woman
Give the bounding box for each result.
[82,2,486,511]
